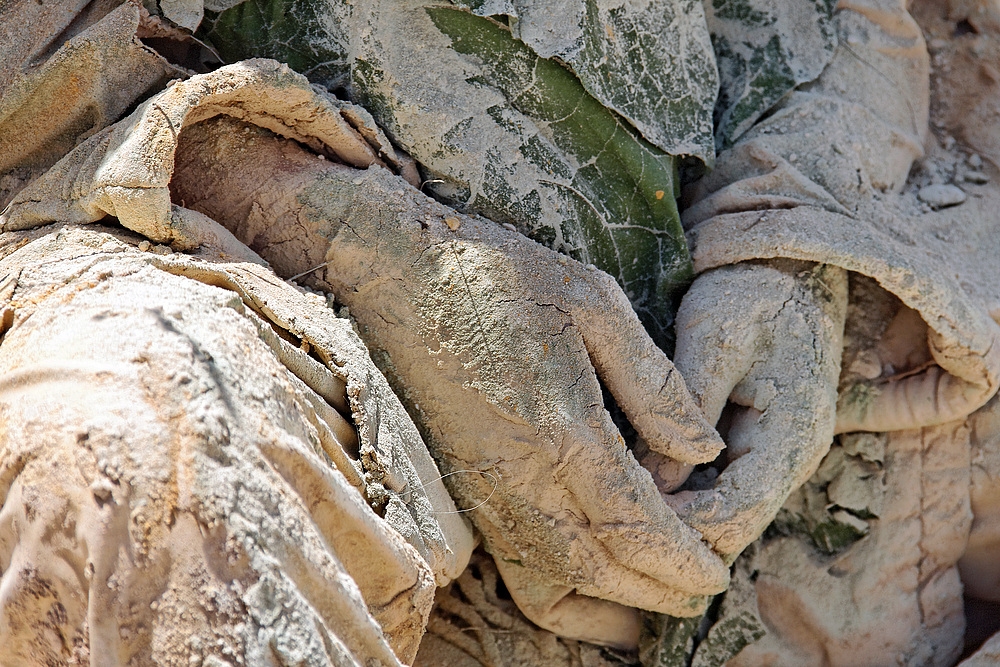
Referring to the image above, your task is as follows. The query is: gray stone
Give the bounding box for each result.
[918,184,967,208]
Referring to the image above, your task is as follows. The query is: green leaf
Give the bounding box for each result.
[451,0,719,164]
[689,547,767,667]
[706,0,837,149]
[690,611,765,667]
[639,613,700,667]
[425,8,691,344]
[197,0,352,89]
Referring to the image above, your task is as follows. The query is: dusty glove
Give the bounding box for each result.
[669,260,848,561]
[1,61,730,648]
[667,0,1000,562]
[0,222,461,665]
[171,114,729,645]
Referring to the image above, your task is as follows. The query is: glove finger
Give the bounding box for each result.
[570,268,723,464]
[555,415,730,597]
[670,262,848,560]
[493,559,642,649]
[836,326,999,431]
[673,265,767,426]
[667,395,833,561]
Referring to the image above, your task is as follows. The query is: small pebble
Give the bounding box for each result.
[152,244,174,255]
[91,478,115,501]
[969,153,983,168]
[965,171,990,184]
[917,183,966,209]
[502,222,517,232]
[138,240,151,252]
[444,216,461,231]
[831,510,869,533]
[849,350,882,380]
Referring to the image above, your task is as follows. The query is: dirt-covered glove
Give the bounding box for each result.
[0,222,460,665]
[1,62,730,649]
[661,0,1000,564]
[668,260,848,561]
[171,115,730,645]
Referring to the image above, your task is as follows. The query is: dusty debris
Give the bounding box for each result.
[918,183,967,208]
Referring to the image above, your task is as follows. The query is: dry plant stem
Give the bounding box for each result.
[415,552,626,667]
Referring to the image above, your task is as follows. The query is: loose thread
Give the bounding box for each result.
[289,260,335,282]
[152,103,177,143]
[410,469,499,514]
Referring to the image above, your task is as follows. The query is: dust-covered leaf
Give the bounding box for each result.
[423,8,691,344]
[197,0,352,89]
[452,0,719,164]
[639,612,700,667]
[689,545,766,667]
[706,0,836,149]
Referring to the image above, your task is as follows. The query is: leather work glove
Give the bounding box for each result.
[2,61,730,649]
